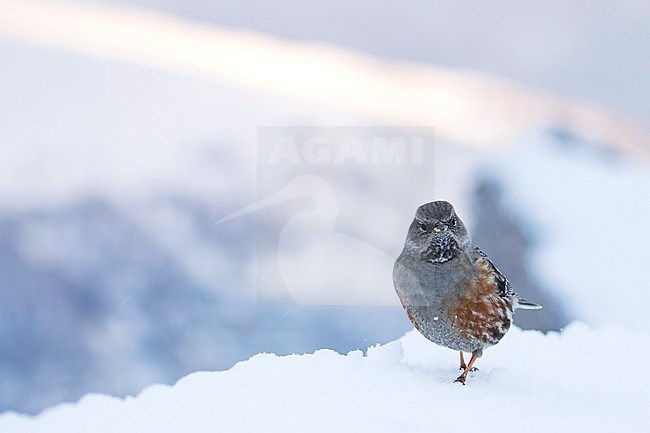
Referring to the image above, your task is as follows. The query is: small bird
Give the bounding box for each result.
[393,201,541,384]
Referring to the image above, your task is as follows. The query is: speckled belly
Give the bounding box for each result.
[406,306,483,353]
[406,288,513,355]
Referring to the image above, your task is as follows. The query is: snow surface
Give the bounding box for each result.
[0,323,645,433]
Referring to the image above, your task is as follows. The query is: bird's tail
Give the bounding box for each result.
[515,298,543,310]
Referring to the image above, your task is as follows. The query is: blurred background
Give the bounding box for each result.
[1,0,649,414]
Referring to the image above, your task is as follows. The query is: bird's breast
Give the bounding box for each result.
[393,253,469,308]
[394,251,513,350]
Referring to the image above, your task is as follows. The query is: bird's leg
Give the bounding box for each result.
[454,353,478,385]
[459,352,479,372]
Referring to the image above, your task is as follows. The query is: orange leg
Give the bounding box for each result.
[454,353,478,385]
[459,352,466,370]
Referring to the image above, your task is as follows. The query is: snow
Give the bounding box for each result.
[1,322,645,432]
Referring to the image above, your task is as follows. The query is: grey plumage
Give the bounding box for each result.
[393,200,541,383]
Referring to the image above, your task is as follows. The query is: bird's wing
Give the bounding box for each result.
[472,246,515,298]
[472,247,542,310]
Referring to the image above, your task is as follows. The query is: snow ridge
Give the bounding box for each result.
[1,323,645,433]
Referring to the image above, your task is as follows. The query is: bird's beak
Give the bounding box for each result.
[433,222,447,233]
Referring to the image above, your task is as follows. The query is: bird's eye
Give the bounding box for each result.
[417,221,428,232]
[450,217,457,227]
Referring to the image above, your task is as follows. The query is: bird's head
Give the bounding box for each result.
[405,201,471,254]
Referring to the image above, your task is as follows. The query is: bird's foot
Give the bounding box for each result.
[454,375,467,385]
[459,365,479,372]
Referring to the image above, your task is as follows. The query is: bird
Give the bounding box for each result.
[393,200,541,384]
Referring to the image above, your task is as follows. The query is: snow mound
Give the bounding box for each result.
[1,323,645,433]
